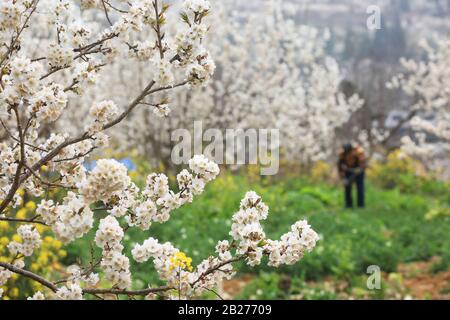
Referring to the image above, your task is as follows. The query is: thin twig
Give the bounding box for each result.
[101,0,113,26]
[0,216,48,226]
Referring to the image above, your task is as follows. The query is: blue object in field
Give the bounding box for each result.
[84,158,136,171]
[83,160,96,171]
[119,158,136,170]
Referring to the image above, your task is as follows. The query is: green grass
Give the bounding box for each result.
[64,173,450,296]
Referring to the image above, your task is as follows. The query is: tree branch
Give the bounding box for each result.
[190,255,245,288]
[0,262,58,292]
[0,216,48,226]
[83,286,174,296]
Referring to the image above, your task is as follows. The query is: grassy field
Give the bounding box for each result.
[61,171,450,300]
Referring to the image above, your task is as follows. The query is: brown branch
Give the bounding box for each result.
[83,286,174,296]
[0,107,26,214]
[0,262,58,292]
[74,33,118,53]
[101,80,156,130]
[153,0,165,59]
[23,163,76,190]
[104,0,128,14]
[0,262,173,297]
[53,258,102,285]
[204,287,224,300]
[380,110,418,147]
[31,56,46,62]
[0,119,48,152]
[145,80,188,96]
[101,0,113,26]
[40,36,115,81]
[0,216,48,226]
[52,147,97,163]
[190,255,245,288]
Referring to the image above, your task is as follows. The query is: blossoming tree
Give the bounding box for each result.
[0,0,318,300]
[387,36,450,174]
[40,0,363,167]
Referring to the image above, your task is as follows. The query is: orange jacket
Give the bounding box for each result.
[338,146,366,177]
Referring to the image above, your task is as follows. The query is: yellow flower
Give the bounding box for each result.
[53,239,62,249]
[37,252,49,265]
[0,236,9,246]
[0,221,8,232]
[16,208,27,219]
[10,288,19,298]
[44,236,53,243]
[129,171,138,180]
[58,250,67,258]
[25,201,36,211]
[32,282,42,291]
[36,225,46,233]
[12,234,21,243]
[169,251,193,272]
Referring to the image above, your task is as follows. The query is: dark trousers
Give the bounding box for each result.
[344,171,365,208]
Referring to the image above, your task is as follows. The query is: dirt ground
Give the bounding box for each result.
[397,258,450,300]
[220,258,450,300]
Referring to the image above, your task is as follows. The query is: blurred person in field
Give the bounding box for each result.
[338,143,366,208]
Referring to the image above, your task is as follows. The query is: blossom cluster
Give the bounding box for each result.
[54,265,99,300]
[55,281,83,300]
[0,260,25,298]
[36,193,94,243]
[0,267,12,298]
[95,216,131,290]
[230,191,269,266]
[132,191,319,299]
[231,191,320,267]
[80,159,130,203]
[125,154,219,227]
[7,224,42,257]
[132,237,234,298]
[264,220,319,267]
[1,56,42,106]
[87,100,119,134]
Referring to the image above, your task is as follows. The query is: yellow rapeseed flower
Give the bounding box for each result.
[0,236,9,246]
[169,251,193,272]
[0,221,8,232]
[37,252,49,265]
[10,288,19,298]
[16,208,27,219]
[58,250,67,258]
[44,236,53,243]
[12,234,21,243]
[52,239,62,249]
[25,201,36,211]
